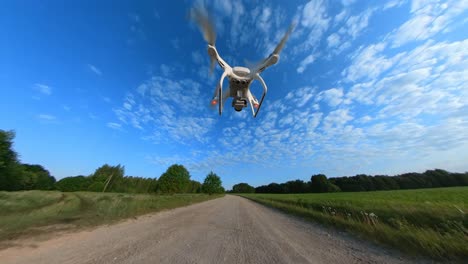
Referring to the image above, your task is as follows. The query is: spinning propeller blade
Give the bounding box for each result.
[272,23,295,56]
[209,57,216,74]
[247,23,295,72]
[190,6,217,74]
[189,6,216,45]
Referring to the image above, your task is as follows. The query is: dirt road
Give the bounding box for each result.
[0,195,423,264]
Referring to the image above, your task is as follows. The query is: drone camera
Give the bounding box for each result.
[233,98,247,111]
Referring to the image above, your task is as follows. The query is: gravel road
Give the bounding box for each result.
[0,195,425,264]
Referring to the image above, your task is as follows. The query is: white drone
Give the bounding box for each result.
[190,7,294,117]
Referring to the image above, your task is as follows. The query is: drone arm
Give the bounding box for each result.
[253,54,279,74]
[252,74,268,118]
[208,45,231,71]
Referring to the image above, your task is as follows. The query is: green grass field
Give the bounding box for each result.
[241,187,468,260]
[0,191,222,243]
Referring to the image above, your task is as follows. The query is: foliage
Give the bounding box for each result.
[90,164,125,192]
[253,170,468,194]
[55,176,91,192]
[0,130,18,168]
[0,130,21,191]
[188,180,202,193]
[201,171,224,195]
[112,176,158,193]
[283,179,310,193]
[0,130,56,191]
[19,164,56,190]
[329,169,468,192]
[231,183,255,193]
[241,186,468,260]
[158,164,191,194]
[310,174,340,193]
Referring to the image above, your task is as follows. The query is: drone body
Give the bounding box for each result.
[191,7,293,117]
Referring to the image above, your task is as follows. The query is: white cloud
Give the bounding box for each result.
[327,8,375,56]
[89,113,98,120]
[341,0,356,6]
[322,108,353,132]
[392,0,468,47]
[297,54,316,73]
[213,0,233,16]
[345,9,372,38]
[88,64,102,76]
[160,64,172,77]
[258,7,272,33]
[334,10,348,24]
[301,0,329,28]
[170,38,180,49]
[392,15,433,47]
[191,51,204,65]
[107,122,122,130]
[35,83,52,95]
[38,114,56,120]
[294,0,330,54]
[357,115,372,123]
[327,33,340,48]
[284,86,316,108]
[343,42,404,82]
[383,0,405,10]
[115,74,216,143]
[317,88,344,107]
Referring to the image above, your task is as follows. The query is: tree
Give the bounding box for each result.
[90,164,125,192]
[20,164,56,190]
[188,180,202,193]
[202,171,224,195]
[0,130,20,190]
[0,130,18,168]
[55,175,91,192]
[255,182,284,193]
[310,174,340,193]
[232,183,255,193]
[284,180,310,193]
[158,164,191,194]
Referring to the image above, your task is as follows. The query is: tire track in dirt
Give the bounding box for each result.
[0,195,427,264]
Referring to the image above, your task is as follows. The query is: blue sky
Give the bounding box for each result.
[1,0,467,189]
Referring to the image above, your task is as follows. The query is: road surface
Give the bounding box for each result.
[1,195,424,264]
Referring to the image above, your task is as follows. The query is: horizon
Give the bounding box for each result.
[1,0,467,189]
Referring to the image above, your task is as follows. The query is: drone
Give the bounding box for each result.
[190,7,294,117]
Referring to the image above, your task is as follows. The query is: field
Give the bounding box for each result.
[241,187,468,260]
[0,191,222,244]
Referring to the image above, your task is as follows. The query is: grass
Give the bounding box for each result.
[240,187,468,260]
[0,191,222,243]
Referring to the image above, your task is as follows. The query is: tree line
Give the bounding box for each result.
[232,170,468,194]
[0,129,224,194]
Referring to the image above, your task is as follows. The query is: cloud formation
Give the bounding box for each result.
[35,83,52,95]
[88,64,102,76]
[114,0,468,181]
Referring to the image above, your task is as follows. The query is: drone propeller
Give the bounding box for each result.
[247,23,295,72]
[272,23,295,56]
[189,7,216,45]
[189,6,217,74]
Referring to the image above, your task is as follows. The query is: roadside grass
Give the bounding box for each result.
[240,187,468,260]
[0,191,222,242]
